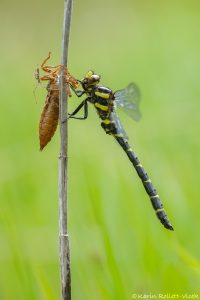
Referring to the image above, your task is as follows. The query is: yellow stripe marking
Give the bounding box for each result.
[136,163,143,168]
[156,208,165,213]
[127,148,133,152]
[102,119,111,124]
[85,70,93,79]
[150,195,159,199]
[95,91,110,99]
[94,103,109,111]
[143,179,151,183]
[113,133,124,137]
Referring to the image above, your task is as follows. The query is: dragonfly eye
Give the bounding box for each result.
[83,71,100,86]
[89,74,100,83]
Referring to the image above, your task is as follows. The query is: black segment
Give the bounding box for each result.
[115,136,173,231]
[97,86,111,94]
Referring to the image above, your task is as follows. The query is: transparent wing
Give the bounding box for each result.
[114,83,141,121]
[111,111,129,140]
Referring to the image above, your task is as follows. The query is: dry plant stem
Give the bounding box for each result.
[59,0,73,300]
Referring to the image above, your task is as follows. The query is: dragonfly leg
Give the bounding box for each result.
[62,100,88,123]
[69,100,88,120]
[70,85,85,97]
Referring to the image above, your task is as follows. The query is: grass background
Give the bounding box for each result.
[0,0,200,299]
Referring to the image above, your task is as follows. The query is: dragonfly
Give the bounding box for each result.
[68,70,173,230]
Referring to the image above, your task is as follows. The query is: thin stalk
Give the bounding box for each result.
[58,0,73,300]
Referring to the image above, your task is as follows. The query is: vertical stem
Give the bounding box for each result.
[59,0,73,299]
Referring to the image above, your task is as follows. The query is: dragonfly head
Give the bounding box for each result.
[82,70,100,89]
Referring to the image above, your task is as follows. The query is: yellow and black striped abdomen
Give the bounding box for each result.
[90,84,173,230]
[115,136,173,230]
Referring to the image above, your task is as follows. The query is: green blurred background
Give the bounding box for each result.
[0,0,200,299]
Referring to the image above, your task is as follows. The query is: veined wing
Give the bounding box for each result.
[111,111,129,140]
[114,83,141,121]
